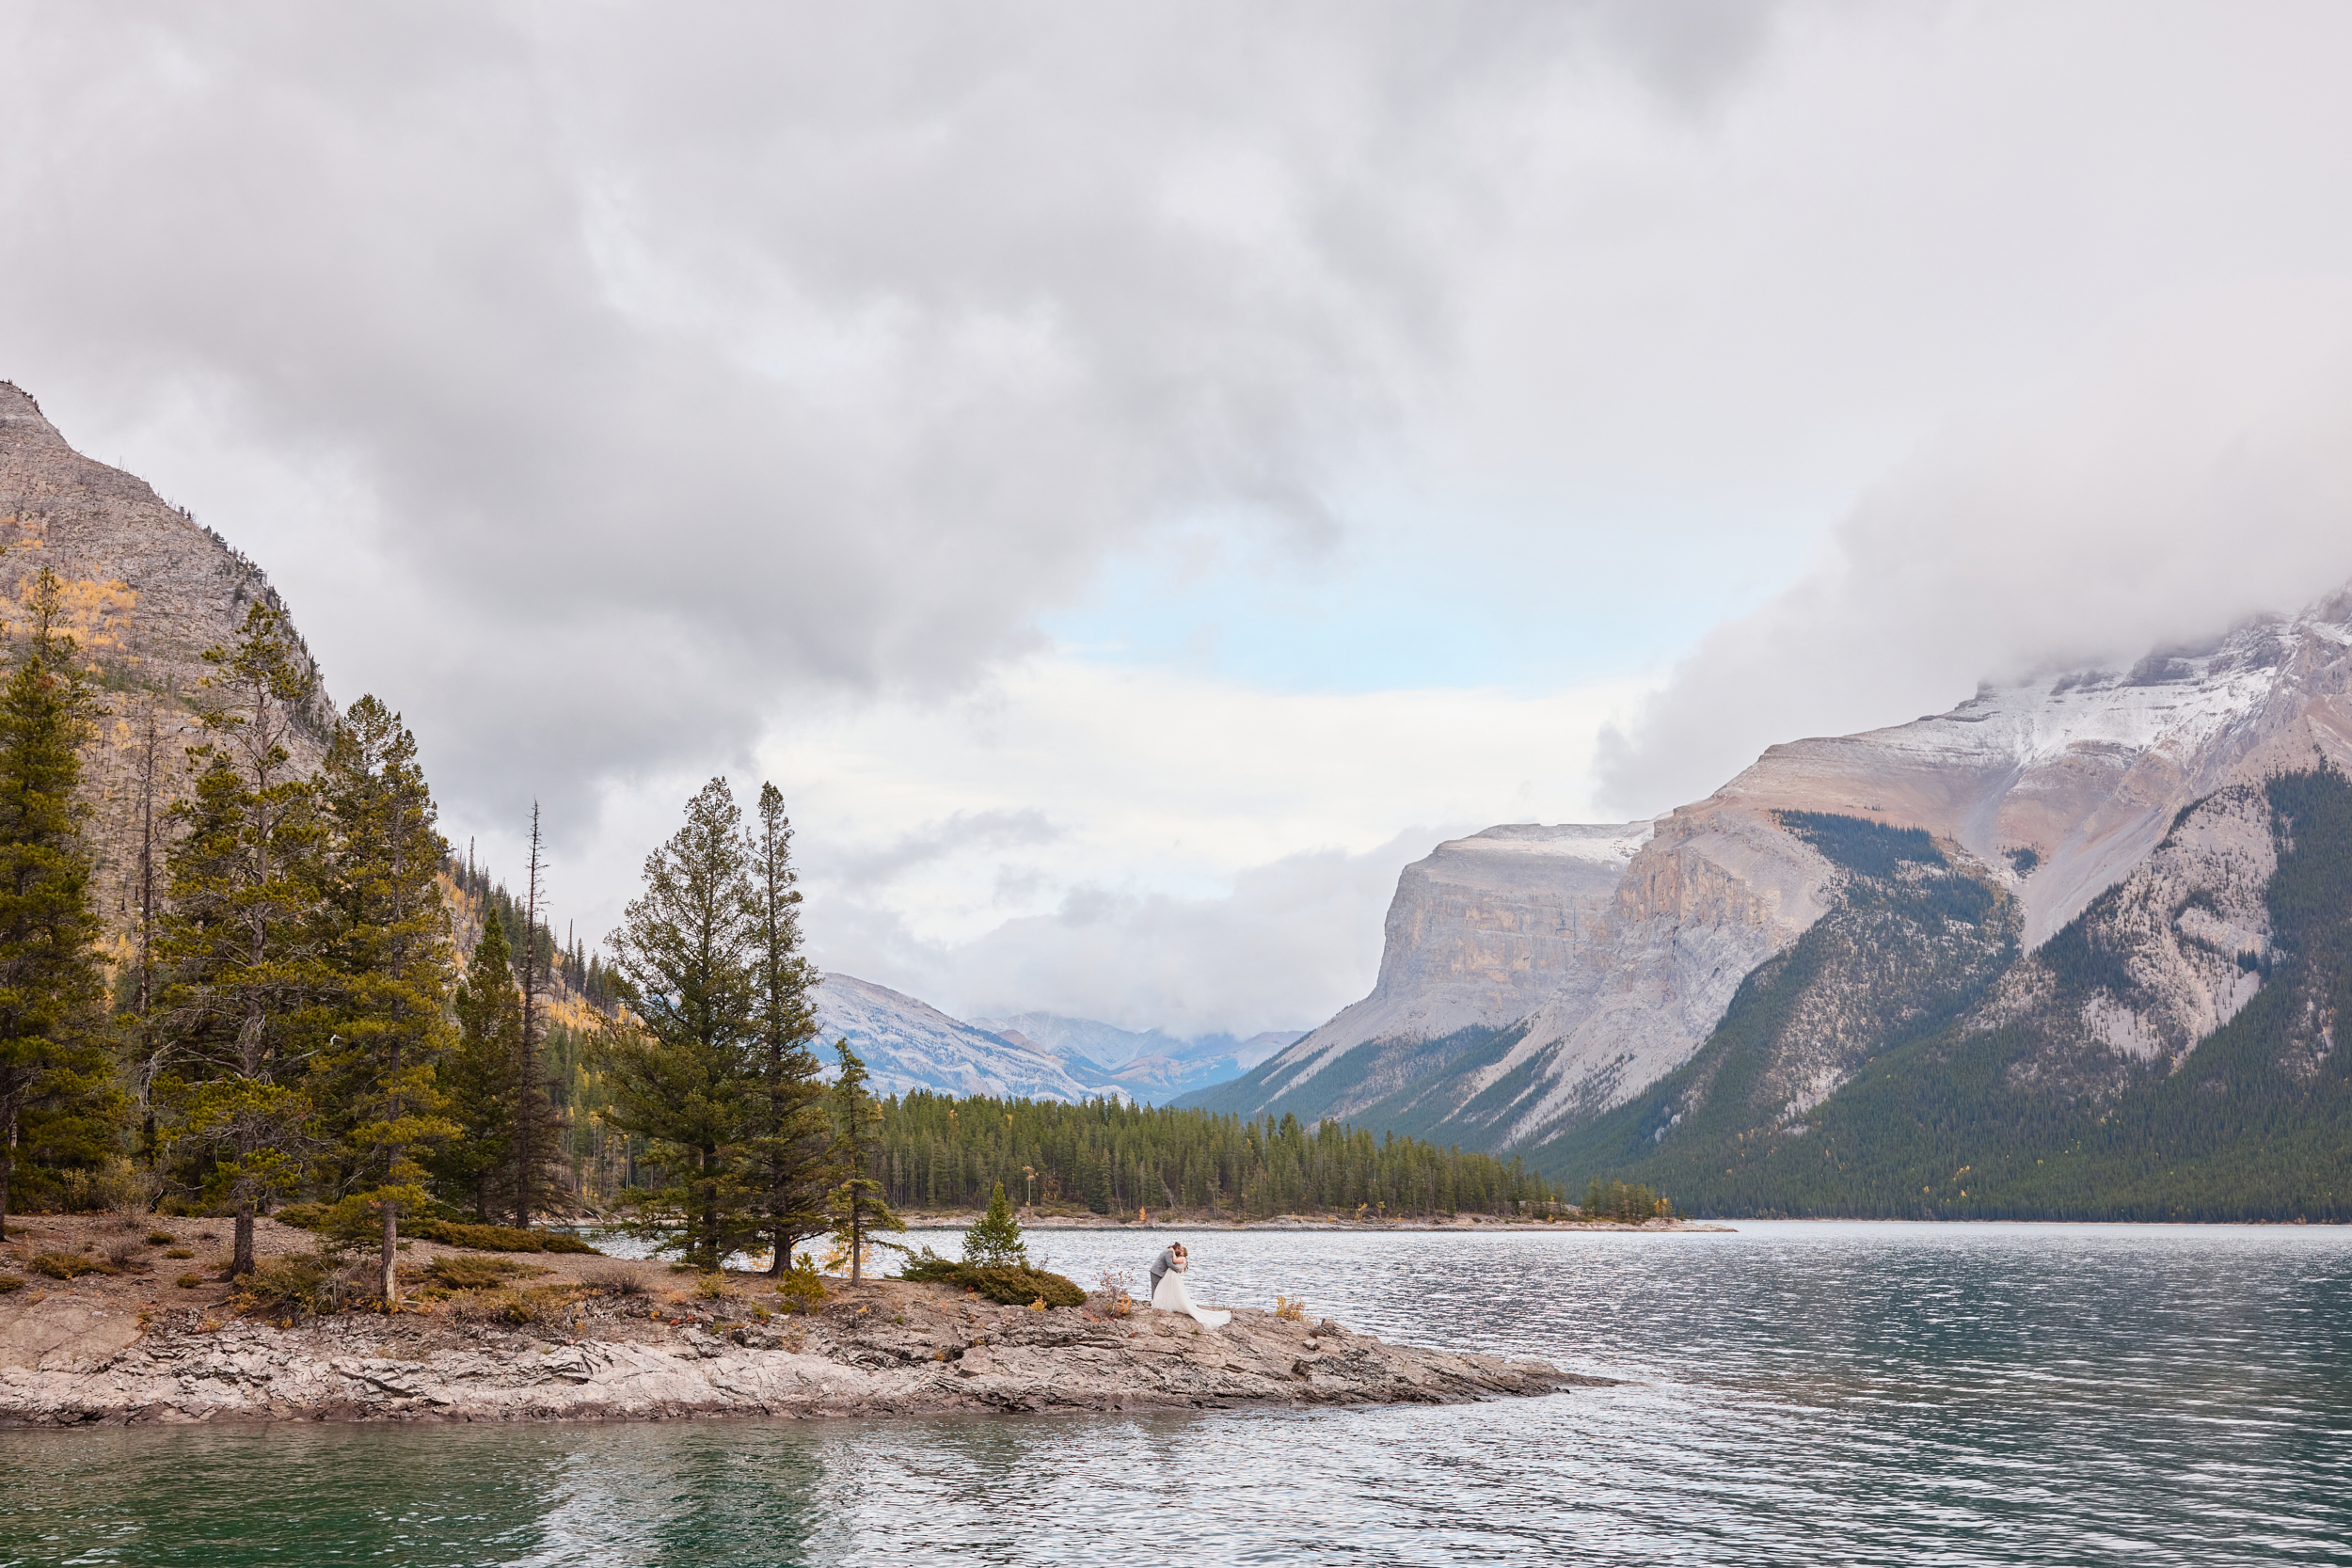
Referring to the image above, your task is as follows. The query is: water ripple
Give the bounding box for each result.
[3,1222,2347,1566]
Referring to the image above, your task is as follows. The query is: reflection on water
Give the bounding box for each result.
[5,1223,2348,1566]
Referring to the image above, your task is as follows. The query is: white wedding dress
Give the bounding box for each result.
[1151,1260,1230,1329]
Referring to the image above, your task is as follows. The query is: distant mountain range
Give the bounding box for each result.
[810,978,1299,1105]
[1185,594,2352,1220]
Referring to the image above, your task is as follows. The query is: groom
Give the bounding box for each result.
[1149,1241,1184,1302]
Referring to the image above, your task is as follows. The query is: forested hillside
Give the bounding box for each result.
[1549,778,2352,1221]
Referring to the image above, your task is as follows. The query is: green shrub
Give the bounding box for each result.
[774,1260,827,1313]
[234,1256,334,1316]
[272,1208,598,1255]
[447,1283,580,1328]
[898,1248,1085,1307]
[422,1256,548,1291]
[146,1231,178,1245]
[971,1265,1086,1307]
[29,1252,114,1280]
[175,1274,204,1289]
[0,1275,23,1294]
[580,1261,652,1297]
[406,1219,598,1255]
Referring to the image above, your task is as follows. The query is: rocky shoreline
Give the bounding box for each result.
[0,1215,1603,1428]
[0,1280,1598,1428]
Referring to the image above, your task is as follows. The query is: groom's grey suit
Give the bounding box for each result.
[1149,1246,1177,1298]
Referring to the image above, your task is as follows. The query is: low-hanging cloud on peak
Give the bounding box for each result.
[1597,289,2352,817]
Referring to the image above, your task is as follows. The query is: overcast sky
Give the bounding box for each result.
[7,2,2352,1037]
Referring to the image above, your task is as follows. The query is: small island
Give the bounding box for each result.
[0,1212,1599,1428]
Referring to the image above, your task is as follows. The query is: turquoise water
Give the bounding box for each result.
[4,1222,2348,1565]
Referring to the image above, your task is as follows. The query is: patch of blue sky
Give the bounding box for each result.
[1040,479,1831,694]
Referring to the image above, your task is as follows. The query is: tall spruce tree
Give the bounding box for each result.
[316,696,456,1304]
[0,571,117,1240]
[827,1040,902,1282]
[155,602,332,1276]
[430,905,521,1219]
[741,783,834,1275]
[505,805,564,1227]
[602,778,759,1268]
[121,688,171,1168]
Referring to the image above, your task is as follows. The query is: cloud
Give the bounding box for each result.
[548,657,1640,1035]
[828,809,1064,888]
[11,3,2352,1035]
[945,832,1446,1037]
[0,1,1777,849]
[821,829,1450,1038]
[1597,288,2352,815]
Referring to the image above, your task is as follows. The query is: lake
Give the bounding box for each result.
[4,1222,2347,1565]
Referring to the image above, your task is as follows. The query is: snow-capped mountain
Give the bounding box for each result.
[814,981,1294,1104]
[812,976,1104,1102]
[1189,591,2352,1164]
[974,1012,1301,1100]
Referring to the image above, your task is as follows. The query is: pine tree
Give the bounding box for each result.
[602,778,759,1269]
[120,688,171,1169]
[430,906,520,1219]
[316,696,456,1304]
[961,1180,1025,1268]
[154,602,333,1277]
[504,806,564,1227]
[827,1040,902,1282]
[0,570,117,1241]
[740,783,834,1275]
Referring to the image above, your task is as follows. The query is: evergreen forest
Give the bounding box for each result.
[869,1092,1559,1220]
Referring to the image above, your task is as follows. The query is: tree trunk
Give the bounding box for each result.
[0,1150,11,1244]
[701,1150,718,1268]
[233,1200,256,1276]
[766,1223,787,1275]
[849,1208,863,1284]
[379,1196,398,1307]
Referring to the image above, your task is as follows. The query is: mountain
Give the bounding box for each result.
[813,975,1107,1102]
[0,383,337,935]
[975,1013,1171,1069]
[974,1012,1302,1101]
[1190,596,2352,1217]
[1089,1030,1303,1101]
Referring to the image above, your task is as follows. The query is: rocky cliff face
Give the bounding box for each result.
[1557,765,2352,1218]
[1203,593,2352,1159]
[0,383,335,956]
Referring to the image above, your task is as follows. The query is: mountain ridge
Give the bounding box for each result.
[816,980,1296,1105]
[1191,592,2352,1216]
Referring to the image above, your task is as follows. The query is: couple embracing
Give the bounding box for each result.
[1147,1241,1231,1329]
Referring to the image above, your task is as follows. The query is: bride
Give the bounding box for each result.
[1150,1243,1231,1329]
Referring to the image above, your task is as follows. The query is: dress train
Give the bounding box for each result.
[1151,1265,1231,1329]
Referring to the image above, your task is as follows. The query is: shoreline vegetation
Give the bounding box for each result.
[0,1197,1602,1429]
